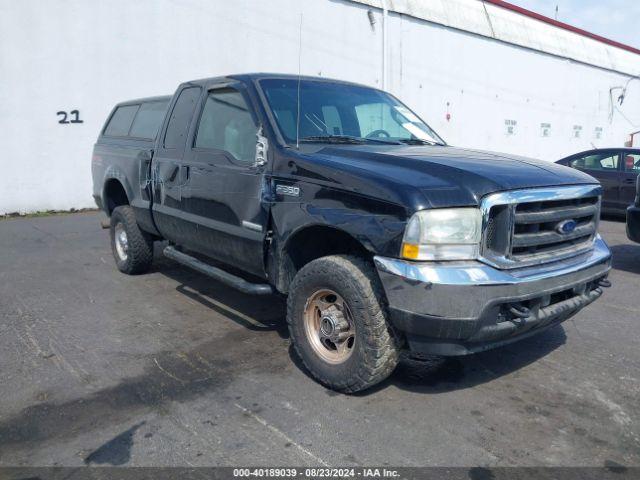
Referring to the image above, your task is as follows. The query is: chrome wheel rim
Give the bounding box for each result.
[114,223,129,262]
[303,289,356,364]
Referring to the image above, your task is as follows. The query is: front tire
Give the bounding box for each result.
[110,206,154,275]
[287,255,400,393]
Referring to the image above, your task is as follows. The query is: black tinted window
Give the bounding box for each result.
[195,89,257,163]
[164,87,201,149]
[129,101,169,139]
[104,105,139,136]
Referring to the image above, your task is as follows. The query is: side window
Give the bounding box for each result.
[129,101,169,139]
[104,105,139,137]
[194,89,257,163]
[623,154,640,172]
[570,153,619,171]
[164,87,202,149]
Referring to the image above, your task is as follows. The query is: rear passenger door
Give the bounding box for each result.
[179,83,269,277]
[151,85,203,243]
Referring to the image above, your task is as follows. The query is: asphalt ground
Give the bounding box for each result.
[0,212,638,467]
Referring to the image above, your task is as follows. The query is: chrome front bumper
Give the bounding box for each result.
[374,237,612,355]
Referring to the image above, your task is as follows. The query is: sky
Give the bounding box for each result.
[509,0,640,49]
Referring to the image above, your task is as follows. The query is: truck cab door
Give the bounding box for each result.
[177,83,270,278]
[151,85,203,243]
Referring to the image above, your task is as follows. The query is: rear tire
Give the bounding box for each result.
[110,206,154,275]
[287,255,400,393]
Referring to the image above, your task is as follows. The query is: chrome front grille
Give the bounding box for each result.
[480,185,602,269]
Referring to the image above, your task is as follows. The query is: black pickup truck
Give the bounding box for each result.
[92,74,612,392]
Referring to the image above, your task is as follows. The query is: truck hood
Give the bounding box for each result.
[308,145,598,209]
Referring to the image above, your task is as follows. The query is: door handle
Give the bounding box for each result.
[624,178,635,184]
[167,165,179,182]
[164,165,189,186]
[180,165,190,184]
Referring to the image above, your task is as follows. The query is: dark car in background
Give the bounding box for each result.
[556,148,640,215]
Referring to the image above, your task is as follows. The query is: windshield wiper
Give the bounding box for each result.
[299,135,363,144]
[299,135,401,145]
[397,138,445,146]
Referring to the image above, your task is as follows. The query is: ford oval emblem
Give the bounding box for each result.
[556,219,577,235]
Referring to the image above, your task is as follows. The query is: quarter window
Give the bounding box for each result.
[104,105,139,137]
[195,89,257,163]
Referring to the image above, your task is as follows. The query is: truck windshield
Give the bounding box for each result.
[259,79,445,146]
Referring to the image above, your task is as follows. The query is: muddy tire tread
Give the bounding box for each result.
[287,255,400,393]
[110,205,153,275]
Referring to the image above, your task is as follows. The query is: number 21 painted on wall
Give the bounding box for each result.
[57,110,83,124]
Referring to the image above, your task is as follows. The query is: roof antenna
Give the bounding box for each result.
[296,13,302,149]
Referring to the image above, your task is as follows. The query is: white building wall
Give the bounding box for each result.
[1,0,639,214]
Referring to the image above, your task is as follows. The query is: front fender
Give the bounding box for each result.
[271,180,407,258]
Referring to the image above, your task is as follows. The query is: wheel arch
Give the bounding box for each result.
[274,223,373,294]
[102,177,130,216]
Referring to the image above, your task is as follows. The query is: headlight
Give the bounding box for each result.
[401,208,482,260]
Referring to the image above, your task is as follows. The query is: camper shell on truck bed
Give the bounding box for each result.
[92,73,611,392]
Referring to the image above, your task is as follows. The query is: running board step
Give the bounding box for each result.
[163,246,273,295]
